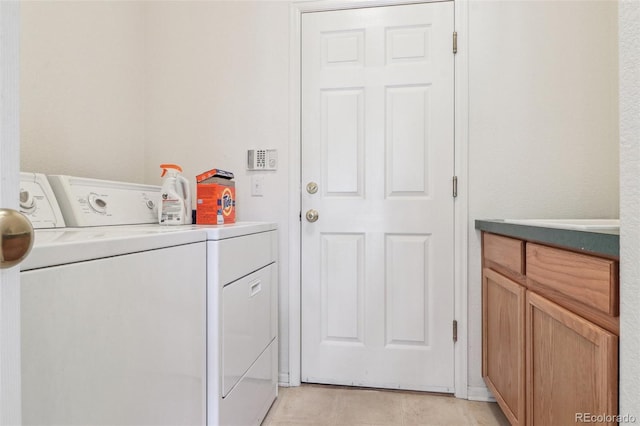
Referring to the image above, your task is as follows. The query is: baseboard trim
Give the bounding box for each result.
[278,373,290,387]
[277,379,493,401]
[467,386,496,402]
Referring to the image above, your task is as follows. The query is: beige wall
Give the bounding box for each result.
[19,0,621,395]
[20,0,293,385]
[467,0,619,392]
[143,0,292,378]
[20,1,146,182]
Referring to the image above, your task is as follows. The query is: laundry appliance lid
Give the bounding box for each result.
[21,227,207,271]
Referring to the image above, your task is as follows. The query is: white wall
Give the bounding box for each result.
[20,1,146,182]
[19,0,623,396]
[143,0,621,391]
[143,1,292,380]
[20,0,294,383]
[619,0,640,420]
[467,0,620,393]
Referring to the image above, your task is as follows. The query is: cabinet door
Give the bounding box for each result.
[526,291,618,426]
[483,268,526,425]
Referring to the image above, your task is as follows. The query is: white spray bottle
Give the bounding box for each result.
[159,163,192,225]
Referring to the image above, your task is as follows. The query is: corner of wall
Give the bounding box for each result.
[619,0,640,420]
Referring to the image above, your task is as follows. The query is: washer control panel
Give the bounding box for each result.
[19,172,66,229]
[47,175,161,227]
[87,193,108,214]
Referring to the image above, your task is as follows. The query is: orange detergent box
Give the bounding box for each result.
[196,168,236,224]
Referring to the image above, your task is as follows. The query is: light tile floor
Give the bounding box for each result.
[262,384,509,426]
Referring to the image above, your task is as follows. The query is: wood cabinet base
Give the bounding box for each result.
[481,232,619,426]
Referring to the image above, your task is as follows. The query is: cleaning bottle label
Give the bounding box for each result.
[159,163,190,225]
[160,197,182,223]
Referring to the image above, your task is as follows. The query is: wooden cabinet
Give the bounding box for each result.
[481,232,619,426]
[483,268,526,425]
[526,292,618,425]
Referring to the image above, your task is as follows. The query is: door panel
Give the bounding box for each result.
[322,89,364,196]
[386,234,431,346]
[302,2,455,392]
[321,233,364,343]
[386,85,430,196]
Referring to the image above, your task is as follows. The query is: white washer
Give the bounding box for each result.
[20,176,208,426]
[34,175,278,426]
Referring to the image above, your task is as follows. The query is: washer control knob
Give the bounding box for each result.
[88,193,107,214]
[146,200,156,209]
[20,190,36,212]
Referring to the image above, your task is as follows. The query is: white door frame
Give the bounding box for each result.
[288,0,469,398]
[0,1,23,424]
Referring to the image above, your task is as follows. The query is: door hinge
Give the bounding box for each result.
[452,176,458,198]
[453,31,458,54]
[299,211,302,222]
[453,320,458,343]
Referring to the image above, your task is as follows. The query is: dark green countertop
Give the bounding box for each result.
[475,219,620,258]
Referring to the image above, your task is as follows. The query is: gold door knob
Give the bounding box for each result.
[0,208,34,269]
[305,209,319,223]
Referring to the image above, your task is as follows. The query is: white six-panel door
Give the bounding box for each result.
[301,2,455,392]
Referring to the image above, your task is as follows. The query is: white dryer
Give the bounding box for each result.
[201,223,278,426]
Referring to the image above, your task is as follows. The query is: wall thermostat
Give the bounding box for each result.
[247,149,278,170]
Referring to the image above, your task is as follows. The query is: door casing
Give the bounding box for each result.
[0,1,23,424]
[287,0,470,399]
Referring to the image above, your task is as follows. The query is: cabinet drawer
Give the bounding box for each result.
[483,233,524,275]
[526,244,618,316]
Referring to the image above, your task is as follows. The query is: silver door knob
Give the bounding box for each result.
[305,209,319,223]
[0,208,34,269]
[306,182,318,194]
